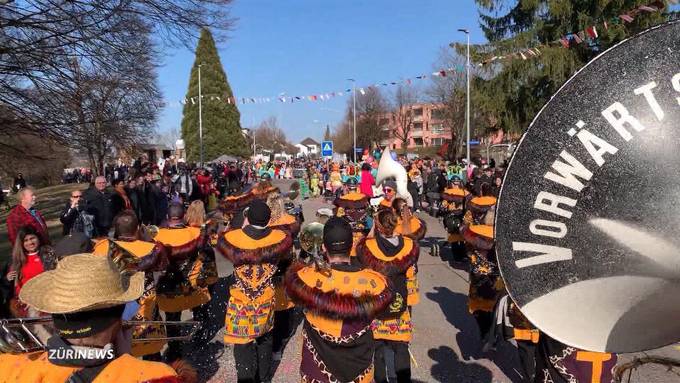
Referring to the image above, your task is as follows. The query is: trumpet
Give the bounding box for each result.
[0,317,199,354]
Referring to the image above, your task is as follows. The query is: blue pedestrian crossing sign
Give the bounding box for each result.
[321,141,333,157]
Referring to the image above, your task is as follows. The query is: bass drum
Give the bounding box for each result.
[495,20,680,353]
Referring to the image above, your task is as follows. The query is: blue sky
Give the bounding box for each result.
[157,0,485,143]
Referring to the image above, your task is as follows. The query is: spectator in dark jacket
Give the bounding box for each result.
[83,176,113,237]
[59,189,85,236]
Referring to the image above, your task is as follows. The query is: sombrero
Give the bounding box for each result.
[19,253,144,314]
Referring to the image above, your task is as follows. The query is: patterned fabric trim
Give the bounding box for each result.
[309,322,369,345]
[302,329,372,383]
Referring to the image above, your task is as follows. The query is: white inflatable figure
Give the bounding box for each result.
[375,147,414,207]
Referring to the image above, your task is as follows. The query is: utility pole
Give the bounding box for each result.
[198,63,204,167]
[348,78,357,163]
[458,29,471,167]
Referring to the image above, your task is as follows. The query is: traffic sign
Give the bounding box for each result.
[354,147,363,153]
[321,141,333,157]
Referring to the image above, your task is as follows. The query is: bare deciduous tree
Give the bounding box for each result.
[391,85,419,151]
[335,87,388,157]
[0,0,235,151]
[253,117,296,155]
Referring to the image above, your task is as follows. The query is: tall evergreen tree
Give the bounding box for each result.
[465,0,669,134]
[181,28,248,162]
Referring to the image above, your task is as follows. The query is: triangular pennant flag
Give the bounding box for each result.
[338,92,344,96]
[180,99,187,105]
[227,97,231,104]
[572,33,583,44]
[604,21,608,30]
[190,97,196,105]
[560,37,570,48]
[359,88,366,95]
[578,31,586,41]
[406,79,412,85]
[439,70,447,77]
[519,51,527,60]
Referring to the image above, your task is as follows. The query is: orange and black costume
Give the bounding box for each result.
[333,191,370,257]
[357,234,419,383]
[441,187,469,246]
[92,238,168,357]
[268,211,302,354]
[221,183,280,227]
[285,261,393,383]
[0,352,180,383]
[216,224,292,382]
[154,226,211,313]
[394,215,427,241]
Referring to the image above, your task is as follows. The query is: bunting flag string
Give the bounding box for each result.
[179,64,467,107]
[478,0,674,66]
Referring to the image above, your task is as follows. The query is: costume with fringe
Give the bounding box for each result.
[394,216,427,241]
[216,226,293,344]
[154,226,211,313]
[357,235,419,342]
[441,187,469,243]
[269,213,301,311]
[0,352,180,383]
[333,191,371,258]
[285,261,392,383]
[92,238,168,357]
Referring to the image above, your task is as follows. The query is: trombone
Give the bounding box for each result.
[0,317,199,354]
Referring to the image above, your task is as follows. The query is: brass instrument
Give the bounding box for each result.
[299,222,330,274]
[0,317,199,354]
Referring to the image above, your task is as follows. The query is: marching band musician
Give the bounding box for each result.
[221,173,279,230]
[461,184,502,340]
[392,198,426,241]
[265,192,301,359]
[333,177,371,258]
[92,211,168,359]
[216,200,293,383]
[0,254,182,383]
[154,203,211,362]
[357,209,419,383]
[378,180,398,210]
[285,217,393,383]
[440,176,469,261]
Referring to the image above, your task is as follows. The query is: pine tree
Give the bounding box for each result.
[467,0,669,134]
[323,125,332,141]
[181,28,249,163]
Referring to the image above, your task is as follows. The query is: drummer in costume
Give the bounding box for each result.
[441,176,469,261]
[461,184,502,339]
[92,211,168,359]
[266,192,302,359]
[221,173,279,230]
[333,177,371,258]
[216,200,293,383]
[357,209,419,383]
[0,253,184,383]
[285,217,393,383]
[154,203,211,361]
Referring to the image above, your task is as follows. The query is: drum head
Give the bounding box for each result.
[496,21,680,353]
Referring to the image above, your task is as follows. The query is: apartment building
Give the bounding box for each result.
[377,103,451,150]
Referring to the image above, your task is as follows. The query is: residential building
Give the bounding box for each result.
[377,103,451,151]
[295,137,320,157]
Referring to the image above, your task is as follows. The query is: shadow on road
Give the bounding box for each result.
[429,345,493,382]
[426,286,523,382]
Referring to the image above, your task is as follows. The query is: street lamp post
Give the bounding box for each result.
[458,29,471,167]
[198,63,204,167]
[348,78,357,163]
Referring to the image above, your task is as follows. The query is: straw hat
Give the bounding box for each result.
[19,253,144,314]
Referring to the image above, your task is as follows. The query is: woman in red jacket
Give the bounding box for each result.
[5,226,55,317]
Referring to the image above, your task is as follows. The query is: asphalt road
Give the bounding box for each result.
[181,179,680,383]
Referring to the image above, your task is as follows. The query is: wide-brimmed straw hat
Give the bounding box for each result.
[19,253,144,314]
